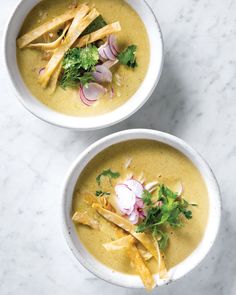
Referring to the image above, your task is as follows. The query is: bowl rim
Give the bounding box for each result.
[61,128,221,289]
[3,0,164,130]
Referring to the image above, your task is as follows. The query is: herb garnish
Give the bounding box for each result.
[81,16,107,37]
[96,169,120,185]
[136,185,194,250]
[96,190,111,197]
[60,46,98,88]
[118,45,138,68]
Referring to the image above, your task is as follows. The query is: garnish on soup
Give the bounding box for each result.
[17,2,139,107]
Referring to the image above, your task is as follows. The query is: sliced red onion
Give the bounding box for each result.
[108,35,119,55]
[124,179,144,199]
[92,65,112,83]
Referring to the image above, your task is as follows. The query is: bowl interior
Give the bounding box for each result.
[62,129,221,288]
[4,0,163,130]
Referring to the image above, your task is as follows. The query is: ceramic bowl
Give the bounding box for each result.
[3,0,164,130]
[62,129,221,288]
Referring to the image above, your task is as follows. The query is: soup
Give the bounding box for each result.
[16,0,150,116]
[72,140,209,290]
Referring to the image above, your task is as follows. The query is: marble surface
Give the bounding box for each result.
[0,0,236,294]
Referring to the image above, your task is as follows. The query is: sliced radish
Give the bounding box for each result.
[79,87,95,106]
[108,35,119,55]
[115,184,136,215]
[82,83,106,101]
[98,42,117,61]
[92,65,112,83]
[39,67,45,76]
[124,179,144,199]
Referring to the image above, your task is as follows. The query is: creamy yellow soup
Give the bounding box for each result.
[17,0,150,116]
[72,140,209,274]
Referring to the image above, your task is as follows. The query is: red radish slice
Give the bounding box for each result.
[79,87,96,106]
[39,67,45,76]
[124,179,144,199]
[115,184,136,215]
[92,65,112,83]
[108,35,119,55]
[82,83,106,101]
[98,42,116,61]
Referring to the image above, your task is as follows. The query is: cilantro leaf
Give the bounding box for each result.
[81,16,107,37]
[79,46,99,70]
[136,185,193,250]
[118,45,138,68]
[60,46,99,89]
[96,169,120,185]
[95,190,111,197]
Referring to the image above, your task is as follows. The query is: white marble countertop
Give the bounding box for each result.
[0,0,235,294]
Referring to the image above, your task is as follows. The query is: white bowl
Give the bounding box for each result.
[3,0,164,130]
[62,129,221,289]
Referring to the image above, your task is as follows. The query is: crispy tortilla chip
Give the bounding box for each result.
[48,62,62,94]
[137,245,153,261]
[103,235,135,251]
[27,23,70,51]
[72,211,100,230]
[84,193,99,205]
[39,6,99,88]
[76,21,121,47]
[153,236,168,279]
[127,244,156,291]
[17,10,76,49]
[92,204,158,260]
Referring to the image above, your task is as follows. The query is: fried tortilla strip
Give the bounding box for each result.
[103,235,135,251]
[76,21,121,47]
[48,62,62,94]
[72,211,100,230]
[127,243,156,291]
[92,204,158,260]
[137,245,153,261]
[103,234,152,260]
[84,193,99,205]
[84,192,116,212]
[39,6,99,88]
[153,236,168,279]
[27,23,70,51]
[17,10,76,49]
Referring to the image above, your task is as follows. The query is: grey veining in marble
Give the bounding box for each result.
[0,0,236,294]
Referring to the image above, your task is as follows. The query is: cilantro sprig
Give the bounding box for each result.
[136,185,194,250]
[60,46,98,88]
[96,169,120,185]
[118,45,138,68]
